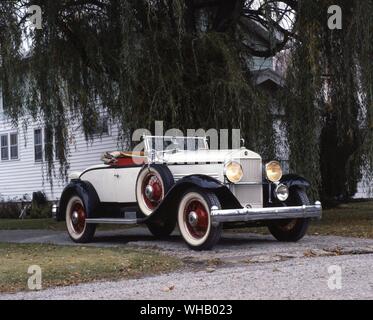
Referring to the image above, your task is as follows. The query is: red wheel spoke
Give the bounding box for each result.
[142,172,163,210]
[184,199,209,239]
[70,202,86,234]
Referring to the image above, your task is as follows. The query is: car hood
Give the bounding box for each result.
[79,149,262,178]
[163,148,261,164]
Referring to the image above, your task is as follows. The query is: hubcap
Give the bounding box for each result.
[145,185,154,200]
[72,211,79,224]
[188,211,198,227]
[184,200,209,239]
[70,202,86,234]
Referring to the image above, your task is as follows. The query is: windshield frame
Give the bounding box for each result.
[143,135,209,154]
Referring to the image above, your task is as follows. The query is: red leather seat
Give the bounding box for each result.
[102,151,146,167]
[113,156,146,167]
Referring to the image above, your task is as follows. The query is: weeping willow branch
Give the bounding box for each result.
[1,0,372,204]
[0,0,276,183]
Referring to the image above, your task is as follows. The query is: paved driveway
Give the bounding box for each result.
[1,228,373,263]
[1,228,373,299]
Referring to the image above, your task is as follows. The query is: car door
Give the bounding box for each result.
[80,167,118,203]
[114,167,143,204]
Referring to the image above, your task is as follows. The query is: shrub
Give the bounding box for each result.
[0,193,52,219]
[28,202,52,219]
[0,201,23,219]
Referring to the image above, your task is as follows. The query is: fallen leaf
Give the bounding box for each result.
[162,285,175,292]
[304,250,316,257]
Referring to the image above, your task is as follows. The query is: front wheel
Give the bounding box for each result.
[268,188,310,242]
[178,188,222,251]
[146,219,176,239]
[65,195,96,243]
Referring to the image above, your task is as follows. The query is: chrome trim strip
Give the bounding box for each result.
[233,182,263,186]
[173,173,221,182]
[211,201,322,224]
[86,218,146,225]
[173,173,220,177]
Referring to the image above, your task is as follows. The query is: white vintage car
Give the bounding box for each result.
[54,135,322,250]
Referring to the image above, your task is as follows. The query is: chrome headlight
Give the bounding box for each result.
[275,184,289,202]
[265,161,283,182]
[224,161,244,184]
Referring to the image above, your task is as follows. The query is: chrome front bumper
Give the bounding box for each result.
[211,201,322,224]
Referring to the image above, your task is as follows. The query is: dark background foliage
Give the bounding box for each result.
[0,0,372,205]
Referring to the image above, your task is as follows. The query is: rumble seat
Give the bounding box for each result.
[101,151,146,167]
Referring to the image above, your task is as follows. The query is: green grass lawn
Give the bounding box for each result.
[309,201,373,238]
[0,243,183,293]
[0,218,66,231]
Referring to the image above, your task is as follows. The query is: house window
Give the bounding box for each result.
[44,128,54,160]
[102,117,109,135]
[34,129,43,162]
[55,136,62,160]
[92,116,109,136]
[10,133,18,160]
[1,135,9,161]
[44,129,63,160]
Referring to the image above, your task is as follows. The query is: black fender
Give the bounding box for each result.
[280,174,310,190]
[263,174,310,206]
[147,175,242,222]
[57,180,100,221]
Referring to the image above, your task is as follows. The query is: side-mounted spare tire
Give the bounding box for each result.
[136,164,174,217]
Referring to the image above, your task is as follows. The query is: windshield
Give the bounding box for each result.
[143,136,209,153]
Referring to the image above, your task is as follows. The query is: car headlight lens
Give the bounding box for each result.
[265,161,283,182]
[275,184,289,202]
[224,161,244,184]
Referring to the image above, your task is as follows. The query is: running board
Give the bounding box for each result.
[86,218,146,225]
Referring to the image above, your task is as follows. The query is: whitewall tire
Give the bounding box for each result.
[136,165,174,216]
[65,195,96,243]
[177,188,222,251]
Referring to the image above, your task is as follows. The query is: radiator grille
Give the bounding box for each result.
[240,159,262,183]
[234,159,263,208]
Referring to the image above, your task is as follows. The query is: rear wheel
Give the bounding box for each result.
[178,188,222,251]
[268,188,310,242]
[65,195,96,243]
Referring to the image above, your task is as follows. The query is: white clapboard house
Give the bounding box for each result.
[0,90,121,201]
